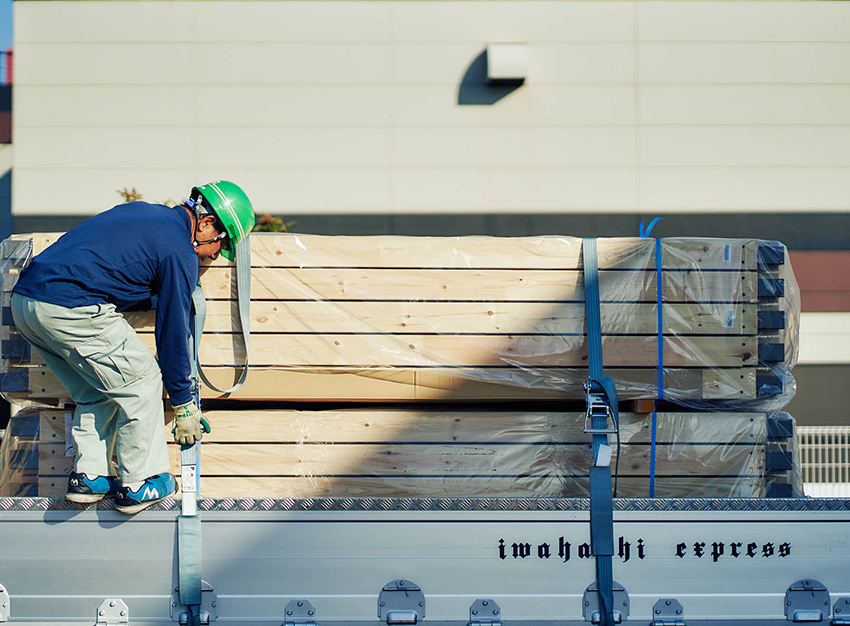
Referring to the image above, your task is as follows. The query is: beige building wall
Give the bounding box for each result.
[12,0,850,216]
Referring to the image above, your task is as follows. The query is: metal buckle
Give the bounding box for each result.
[584,380,617,435]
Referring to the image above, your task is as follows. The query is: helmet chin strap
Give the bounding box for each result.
[186,194,226,248]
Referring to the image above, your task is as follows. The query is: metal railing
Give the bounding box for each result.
[798,425,850,497]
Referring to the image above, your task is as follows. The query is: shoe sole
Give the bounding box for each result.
[66,492,110,504]
[114,488,179,515]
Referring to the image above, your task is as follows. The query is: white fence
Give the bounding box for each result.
[798,425,850,498]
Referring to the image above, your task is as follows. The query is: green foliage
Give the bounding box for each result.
[117,187,144,203]
[252,214,295,233]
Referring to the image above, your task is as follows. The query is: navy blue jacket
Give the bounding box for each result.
[13,202,198,405]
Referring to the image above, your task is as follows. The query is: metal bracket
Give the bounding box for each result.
[583,580,630,624]
[785,579,831,622]
[650,599,685,626]
[833,597,850,625]
[171,580,217,624]
[469,599,502,626]
[284,599,318,626]
[583,381,617,435]
[0,584,8,623]
[95,599,129,625]
[379,579,425,625]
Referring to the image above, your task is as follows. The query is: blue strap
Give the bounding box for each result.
[656,237,664,400]
[641,227,663,499]
[583,238,617,626]
[582,238,620,425]
[649,411,658,498]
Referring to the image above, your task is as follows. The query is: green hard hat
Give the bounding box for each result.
[191,180,255,261]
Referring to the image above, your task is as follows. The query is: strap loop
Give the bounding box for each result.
[192,235,252,395]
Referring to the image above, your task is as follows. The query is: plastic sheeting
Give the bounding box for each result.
[1,406,804,499]
[0,232,804,501]
[0,234,800,409]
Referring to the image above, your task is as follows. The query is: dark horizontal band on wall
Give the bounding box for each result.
[16,211,850,250]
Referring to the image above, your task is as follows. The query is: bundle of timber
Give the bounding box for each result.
[0,232,804,500]
[14,405,802,499]
[0,233,799,408]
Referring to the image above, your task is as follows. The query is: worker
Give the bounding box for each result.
[10,181,255,514]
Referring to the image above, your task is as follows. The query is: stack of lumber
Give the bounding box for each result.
[1,234,797,406]
[25,406,801,499]
[0,233,803,500]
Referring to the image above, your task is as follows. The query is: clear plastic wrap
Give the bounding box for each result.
[8,405,804,500]
[0,234,800,409]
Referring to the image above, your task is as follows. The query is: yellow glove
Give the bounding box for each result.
[172,402,211,446]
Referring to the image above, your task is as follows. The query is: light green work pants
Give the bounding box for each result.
[11,293,171,483]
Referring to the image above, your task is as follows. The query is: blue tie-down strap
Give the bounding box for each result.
[178,514,202,623]
[639,221,665,401]
[582,238,620,430]
[582,238,618,626]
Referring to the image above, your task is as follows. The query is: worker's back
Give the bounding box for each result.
[13,202,198,313]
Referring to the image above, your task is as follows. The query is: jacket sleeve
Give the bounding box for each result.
[154,252,198,406]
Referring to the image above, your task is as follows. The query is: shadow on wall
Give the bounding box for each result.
[458,50,524,106]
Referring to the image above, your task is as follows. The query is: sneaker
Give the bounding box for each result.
[114,473,177,514]
[66,472,120,504]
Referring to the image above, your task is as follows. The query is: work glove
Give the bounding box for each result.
[172,401,211,446]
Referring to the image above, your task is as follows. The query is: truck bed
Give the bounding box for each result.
[0,497,847,625]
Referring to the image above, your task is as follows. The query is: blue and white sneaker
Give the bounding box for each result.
[66,471,120,504]
[114,473,178,514]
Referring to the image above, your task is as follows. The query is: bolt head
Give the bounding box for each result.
[287,610,293,616]
[298,601,304,607]
[482,601,489,606]
[121,611,127,617]
[665,601,671,606]
[473,610,479,615]
[676,609,682,615]
[110,601,116,607]
[493,610,499,615]
[308,610,314,616]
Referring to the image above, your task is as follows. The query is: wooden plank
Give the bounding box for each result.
[192,410,765,445]
[192,475,763,499]
[196,234,760,271]
[11,332,760,369]
[185,334,759,369]
[38,408,71,444]
[125,301,759,336]
[28,474,764,500]
[37,476,66,497]
[6,363,760,402]
[198,267,759,304]
[37,443,74,476]
[163,441,761,478]
[5,233,763,272]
